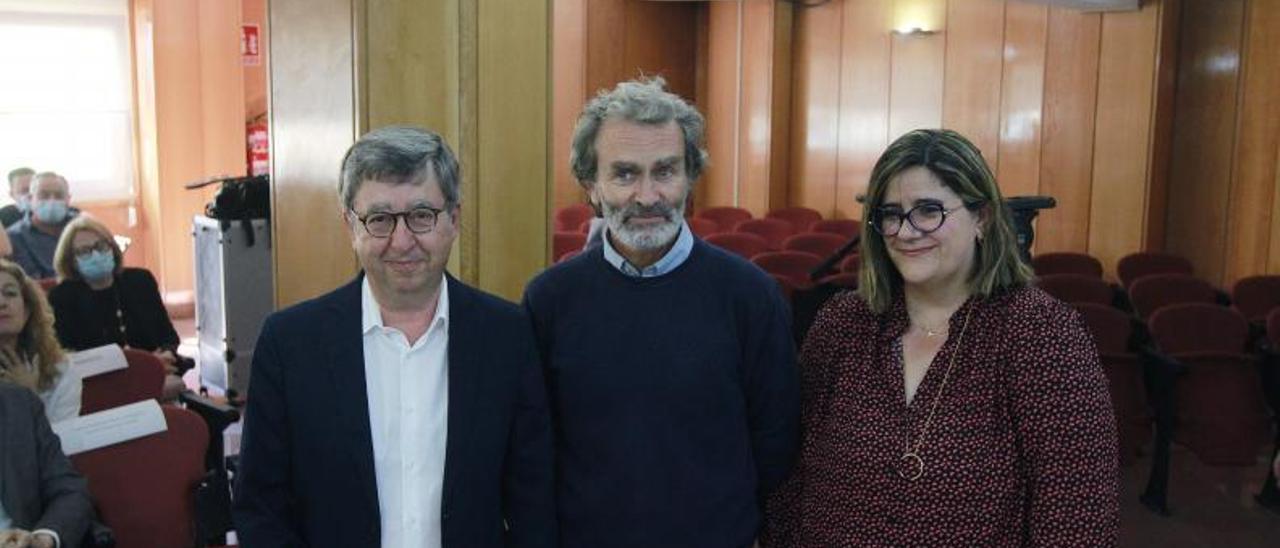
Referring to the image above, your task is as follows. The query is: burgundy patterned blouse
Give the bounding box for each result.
[762,285,1120,547]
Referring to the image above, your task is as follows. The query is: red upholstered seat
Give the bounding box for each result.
[752,251,823,289]
[1031,252,1103,278]
[1231,275,1280,324]
[1117,252,1193,289]
[766,206,823,233]
[705,232,769,260]
[71,406,209,548]
[553,232,587,263]
[1149,303,1268,465]
[817,272,859,289]
[1074,302,1148,466]
[809,219,862,240]
[782,232,847,259]
[81,348,166,415]
[1128,273,1217,320]
[694,206,753,232]
[735,218,794,250]
[1037,274,1113,306]
[838,253,861,273]
[554,203,594,232]
[688,217,720,238]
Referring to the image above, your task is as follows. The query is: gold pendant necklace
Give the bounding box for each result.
[896,301,976,481]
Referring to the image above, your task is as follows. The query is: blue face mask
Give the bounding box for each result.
[15,196,29,212]
[33,200,68,224]
[76,250,116,282]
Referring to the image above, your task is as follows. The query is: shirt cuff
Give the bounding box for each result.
[31,528,61,548]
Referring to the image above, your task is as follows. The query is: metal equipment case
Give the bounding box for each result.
[193,216,273,398]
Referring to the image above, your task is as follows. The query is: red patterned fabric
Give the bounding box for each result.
[1116,252,1192,288]
[782,233,847,259]
[554,203,594,232]
[71,407,208,548]
[1031,252,1103,278]
[1037,274,1113,306]
[1231,275,1280,323]
[80,348,166,414]
[694,206,753,231]
[809,219,862,239]
[767,207,824,233]
[763,287,1119,547]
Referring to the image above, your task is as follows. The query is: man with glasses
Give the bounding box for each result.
[523,78,799,547]
[235,126,556,548]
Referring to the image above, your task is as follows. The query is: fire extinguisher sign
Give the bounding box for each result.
[242,24,261,66]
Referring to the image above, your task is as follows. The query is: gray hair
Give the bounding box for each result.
[338,126,461,211]
[7,167,34,184]
[569,77,708,189]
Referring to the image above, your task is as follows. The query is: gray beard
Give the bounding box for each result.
[601,200,685,251]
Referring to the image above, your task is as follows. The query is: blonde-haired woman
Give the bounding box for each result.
[0,259,80,423]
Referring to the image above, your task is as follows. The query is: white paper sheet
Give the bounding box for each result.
[52,400,168,456]
[68,344,128,379]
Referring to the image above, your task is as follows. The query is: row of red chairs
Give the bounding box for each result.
[555,203,861,236]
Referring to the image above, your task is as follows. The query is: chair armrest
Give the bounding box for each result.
[178,391,240,433]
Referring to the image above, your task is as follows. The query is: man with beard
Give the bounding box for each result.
[522,78,799,548]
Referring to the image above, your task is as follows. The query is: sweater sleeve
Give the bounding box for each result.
[741,279,800,499]
[1007,303,1120,546]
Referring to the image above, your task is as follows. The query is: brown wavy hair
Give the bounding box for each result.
[0,260,66,391]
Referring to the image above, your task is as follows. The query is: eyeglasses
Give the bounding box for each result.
[71,240,112,258]
[350,206,445,238]
[869,202,972,237]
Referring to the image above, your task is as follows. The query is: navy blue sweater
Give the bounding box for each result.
[522,239,800,548]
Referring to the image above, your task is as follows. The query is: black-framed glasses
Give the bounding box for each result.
[350,206,445,238]
[71,240,113,259]
[869,202,972,237]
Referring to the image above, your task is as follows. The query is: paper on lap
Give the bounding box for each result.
[68,344,128,378]
[51,400,168,456]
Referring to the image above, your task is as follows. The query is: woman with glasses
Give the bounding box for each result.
[761,129,1119,546]
[48,217,191,386]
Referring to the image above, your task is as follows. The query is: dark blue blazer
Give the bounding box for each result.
[233,275,556,547]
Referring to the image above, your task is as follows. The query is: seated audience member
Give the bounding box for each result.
[8,173,76,279]
[2,167,34,228]
[0,260,80,423]
[49,218,190,400]
[0,381,93,548]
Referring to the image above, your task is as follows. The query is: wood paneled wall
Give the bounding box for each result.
[271,0,551,305]
[131,0,245,299]
[1168,0,1280,286]
[789,0,1177,276]
[551,0,700,211]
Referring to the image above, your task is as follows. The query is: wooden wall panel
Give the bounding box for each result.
[703,1,740,208]
[1037,8,1100,254]
[1226,0,1280,280]
[834,0,891,220]
[888,31,944,141]
[477,0,549,301]
[585,0,625,97]
[737,0,778,216]
[941,0,1005,161]
[1165,0,1243,284]
[1088,3,1160,275]
[995,2,1047,199]
[788,1,842,214]
[624,2,698,101]
[270,0,358,307]
[551,0,586,209]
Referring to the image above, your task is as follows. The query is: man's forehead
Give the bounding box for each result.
[353,177,442,208]
[33,176,66,192]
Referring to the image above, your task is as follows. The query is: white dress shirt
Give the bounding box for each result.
[362,277,450,548]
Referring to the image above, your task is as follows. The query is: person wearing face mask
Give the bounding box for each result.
[7,172,77,279]
[0,259,80,424]
[1,167,35,228]
[47,217,190,387]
